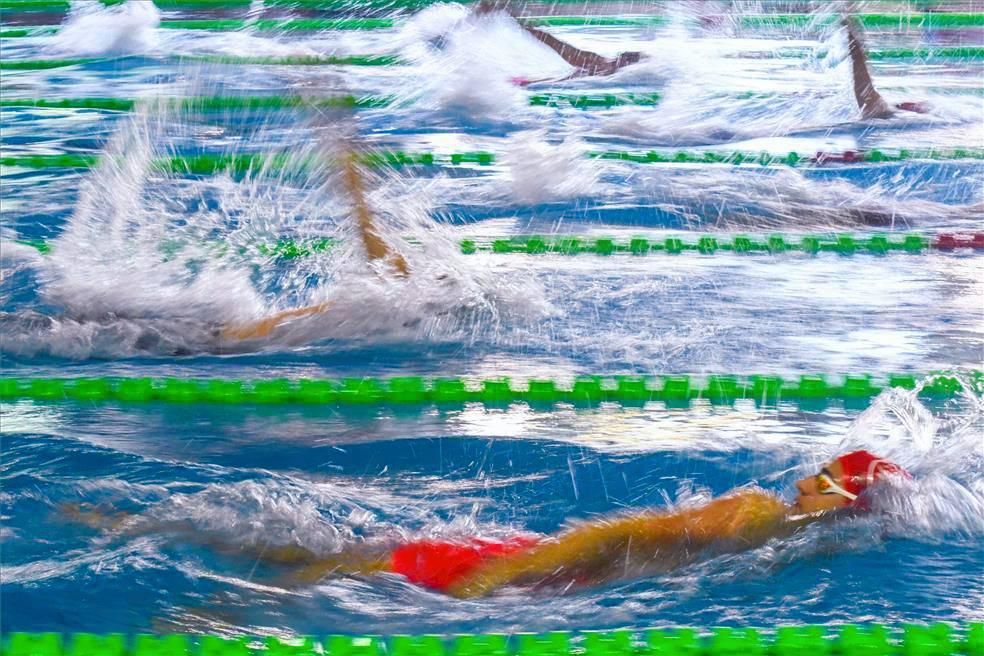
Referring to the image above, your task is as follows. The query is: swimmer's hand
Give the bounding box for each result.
[219,302,332,341]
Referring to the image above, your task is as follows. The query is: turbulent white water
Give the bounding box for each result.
[49,0,162,56]
[6,97,551,357]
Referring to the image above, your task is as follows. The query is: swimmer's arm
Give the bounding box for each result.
[517,22,614,74]
[447,491,789,598]
[219,302,331,340]
[475,0,610,72]
[341,151,409,277]
[844,16,893,119]
[218,150,408,341]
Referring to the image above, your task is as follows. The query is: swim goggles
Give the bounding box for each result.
[815,468,858,502]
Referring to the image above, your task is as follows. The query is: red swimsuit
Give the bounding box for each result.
[389,536,541,591]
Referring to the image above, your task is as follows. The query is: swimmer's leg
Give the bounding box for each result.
[60,503,135,532]
[277,549,391,587]
[843,16,894,119]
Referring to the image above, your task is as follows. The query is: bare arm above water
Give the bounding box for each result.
[476,0,641,78]
[844,16,894,119]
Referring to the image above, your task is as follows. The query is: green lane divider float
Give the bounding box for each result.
[2,48,981,69]
[3,623,983,655]
[9,88,984,114]
[461,233,984,255]
[153,17,397,31]
[16,233,984,261]
[1,7,982,28]
[3,148,983,174]
[0,57,99,70]
[0,373,979,408]
[0,92,663,112]
[0,55,403,70]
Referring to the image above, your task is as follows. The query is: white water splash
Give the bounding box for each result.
[49,0,161,56]
[13,99,550,358]
[499,131,600,205]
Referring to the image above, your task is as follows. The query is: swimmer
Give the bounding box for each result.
[844,15,929,119]
[63,450,907,597]
[474,0,645,83]
[218,149,410,342]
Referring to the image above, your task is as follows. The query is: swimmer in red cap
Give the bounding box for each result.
[266,450,908,596]
[63,450,906,597]
[844,16,930,119]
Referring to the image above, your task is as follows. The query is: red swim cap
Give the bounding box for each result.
[836,450,907,499]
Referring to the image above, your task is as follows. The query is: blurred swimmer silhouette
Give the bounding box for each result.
[65,450,908,597]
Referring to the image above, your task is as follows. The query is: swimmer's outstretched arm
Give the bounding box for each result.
[219,149,408,341]
[475,0,622,78]
[446,490,791,598]
[844,16,894,119]
[517,23,616,76]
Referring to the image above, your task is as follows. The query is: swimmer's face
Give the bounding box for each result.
[793,460,852,514]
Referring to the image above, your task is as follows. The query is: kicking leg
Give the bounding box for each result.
[276,549,391,587]
[61,503,136,532]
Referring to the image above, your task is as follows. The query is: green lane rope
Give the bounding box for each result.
[0,92,663,112]
[770,46,984,60]
[587,147,984,166]
[866,46,984,60]
[460,233,984,255]
[3,147,983,174]
[0,57,98,70]
[12,88,984,115]
[0,96,391,112]
[0,26,56,38]
[0,55,403,70]
[3,46,981,70]
[15,233,984,261]
[189,53,402,66]
[0,373,979,408]
[1,9,981,29]
[157,17,397,31]
[742,12,984,28]
[3,624,983,655]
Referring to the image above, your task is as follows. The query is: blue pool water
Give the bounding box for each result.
[1,0,983,636]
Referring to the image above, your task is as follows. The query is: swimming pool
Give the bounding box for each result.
[1,0,983,639]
